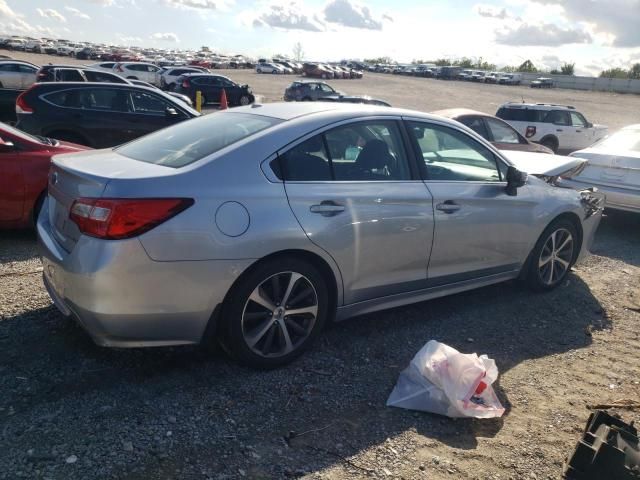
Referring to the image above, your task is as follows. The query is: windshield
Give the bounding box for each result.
[594,129,640,152]
[116,112,282,168]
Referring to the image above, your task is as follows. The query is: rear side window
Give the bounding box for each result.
[458,116,489,139]
[77,88,131,111]
[117,112,281,168]
[56,69,84,81]
[273,121,411,182]
[496,107,546,122]
[0,64,18,72]
[43,89,81,108]
[84,70,124,83]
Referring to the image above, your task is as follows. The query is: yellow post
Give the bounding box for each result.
[195,91,202,113]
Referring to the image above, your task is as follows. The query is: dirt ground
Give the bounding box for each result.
[1,50,640,480]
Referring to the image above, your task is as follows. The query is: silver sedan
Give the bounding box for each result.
[38,103,604,367]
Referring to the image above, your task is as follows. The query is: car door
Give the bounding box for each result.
[74,87,136,147]
[544,110,571,151]
[17,64,37,89]
[568,111,595,150]
[0,63,21,89]
[279,119,434,305]
[0,137,23,221]
[405,118,536,283]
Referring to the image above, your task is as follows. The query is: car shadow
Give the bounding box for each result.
[590,209,640,267]
[0,270,608,478]
[0,228,39,264]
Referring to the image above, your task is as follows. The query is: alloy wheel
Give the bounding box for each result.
[241,272,318,358]
[538,228,574,286]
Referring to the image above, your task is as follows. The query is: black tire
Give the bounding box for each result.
[540,137,559,153]
[525,218,578,291]
[301,97,312,101]
[219,257,329,368]
[200,94,207,105]
[0,81,3,88]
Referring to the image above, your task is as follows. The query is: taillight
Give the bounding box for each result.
[69,198,194,240]
[525,126,537,138]
[16,89,34,114]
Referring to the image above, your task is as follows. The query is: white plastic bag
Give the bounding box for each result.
[386,340,505,418]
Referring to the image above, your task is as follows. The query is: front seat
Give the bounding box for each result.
[353,139,395,179]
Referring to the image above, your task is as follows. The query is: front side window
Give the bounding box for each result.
[130,92,171,114]
[485,118,521,144]
[18,64,37,74]
[320,84,334,92]
[117,112,281,168]
[274,121,411,182]
[570,112,587,127]
[408,121,503,182]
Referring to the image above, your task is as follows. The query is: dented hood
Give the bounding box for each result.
[499,150,587,176]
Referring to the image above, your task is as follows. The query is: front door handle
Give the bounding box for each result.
[310,201,345,216]
[556,129,564,132]
[575,130,582,133]
[436,201,461,214]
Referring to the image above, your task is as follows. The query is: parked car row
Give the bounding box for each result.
[301,63,363,79]
[283,80,389,106]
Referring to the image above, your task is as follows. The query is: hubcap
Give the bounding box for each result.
[538,228,574,286]
[241,272,318,358]
[240,96,249,105]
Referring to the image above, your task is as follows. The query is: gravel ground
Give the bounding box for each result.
[6,49,640,131]
[2,49,640,480]
[1,210,639,480]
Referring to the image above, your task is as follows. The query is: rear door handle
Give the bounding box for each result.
[556,129,564,132]
[575,130,582,133]
[310,201,345,216]
[436,201,461,214]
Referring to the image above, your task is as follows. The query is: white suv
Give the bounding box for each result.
[113,62,163,85]
[496,103,608,153]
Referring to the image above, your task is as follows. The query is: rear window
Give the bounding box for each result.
[116,112,282,168]
[496,107,546,123]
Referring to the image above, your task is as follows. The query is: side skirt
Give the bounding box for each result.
[335,270,520,321]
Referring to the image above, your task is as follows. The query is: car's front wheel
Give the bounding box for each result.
[526,218,578,291]
[219,258,329,368]
[239,95,251,106]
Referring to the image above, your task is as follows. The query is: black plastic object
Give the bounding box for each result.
[563,410,640,479]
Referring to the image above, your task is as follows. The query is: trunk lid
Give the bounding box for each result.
[47,149,177,252]
[571,149,640,190]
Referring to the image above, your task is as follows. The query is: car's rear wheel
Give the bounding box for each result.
[219,258,329,368]
[526,219,577,291]
[540,136,559,153]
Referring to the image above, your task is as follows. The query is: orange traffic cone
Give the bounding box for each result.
[219,88,228,110]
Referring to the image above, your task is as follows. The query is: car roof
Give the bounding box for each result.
[431,108,488,119]
[228,102,448,122]
[501,102,575,110]
[180,72,231,79]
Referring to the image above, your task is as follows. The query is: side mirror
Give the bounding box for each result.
[585,122,593,128]
[165,107,179,117]
[505,165,527,196]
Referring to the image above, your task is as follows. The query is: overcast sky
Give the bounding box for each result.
[2,0,640,76]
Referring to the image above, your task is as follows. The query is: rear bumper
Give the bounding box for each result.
[575,189,605,263]
[561,178,640,213]
[37,199,253,348]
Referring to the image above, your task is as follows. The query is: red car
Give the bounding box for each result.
[0,123,89,229]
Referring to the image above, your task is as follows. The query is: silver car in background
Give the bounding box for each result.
[561,124,640,213]
[38,103,604,368]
